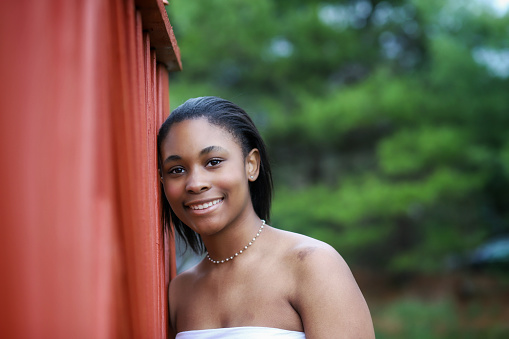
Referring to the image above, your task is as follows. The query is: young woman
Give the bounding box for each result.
[158,97,375,339]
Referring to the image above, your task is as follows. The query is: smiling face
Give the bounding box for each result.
[160,118,260,236]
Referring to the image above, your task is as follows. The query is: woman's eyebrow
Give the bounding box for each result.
[163,154,181,164]
[163,146,227,165]
[200,145,228,156]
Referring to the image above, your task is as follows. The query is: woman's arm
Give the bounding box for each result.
[292,245,375,339]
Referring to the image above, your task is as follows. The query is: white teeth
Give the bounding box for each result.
[189,199,222,210]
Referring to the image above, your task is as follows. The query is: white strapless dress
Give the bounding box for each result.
[175,326,306,339]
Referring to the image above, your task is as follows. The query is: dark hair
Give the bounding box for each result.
[157,96,273,254]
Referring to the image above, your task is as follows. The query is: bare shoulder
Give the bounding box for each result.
[168,264,201,331]
[169,261,205,306]
[272,228,375,339]
[169,264,197,290]
[273,228,348,272]
[269,229,356,294]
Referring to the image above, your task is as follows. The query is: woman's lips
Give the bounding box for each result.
[187,198,223,210]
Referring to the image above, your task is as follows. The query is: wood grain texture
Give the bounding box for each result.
[0,0,179,337]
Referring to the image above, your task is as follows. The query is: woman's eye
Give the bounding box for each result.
[207,159,223,167]
[169,167,185,175]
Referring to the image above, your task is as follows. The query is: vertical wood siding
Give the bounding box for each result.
[0,0,180,338]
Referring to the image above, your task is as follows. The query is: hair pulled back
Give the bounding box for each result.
[157,96,273,254]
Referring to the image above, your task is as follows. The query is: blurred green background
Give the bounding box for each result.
[166,0,509,337]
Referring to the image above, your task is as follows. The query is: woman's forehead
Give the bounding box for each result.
[162,118,241,155]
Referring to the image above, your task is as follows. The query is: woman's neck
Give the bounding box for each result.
[201,211,264,263]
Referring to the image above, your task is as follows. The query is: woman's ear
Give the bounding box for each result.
[246,148,260,181]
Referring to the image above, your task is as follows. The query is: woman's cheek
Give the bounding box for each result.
[164,182,181,205]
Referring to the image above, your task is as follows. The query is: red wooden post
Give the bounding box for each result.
[0,0,181,338]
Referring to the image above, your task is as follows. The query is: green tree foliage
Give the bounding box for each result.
[167,0,509,273]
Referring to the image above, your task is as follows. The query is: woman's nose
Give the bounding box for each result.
[185,168,210,193]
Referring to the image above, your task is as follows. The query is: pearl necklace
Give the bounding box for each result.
[206,220,266,264]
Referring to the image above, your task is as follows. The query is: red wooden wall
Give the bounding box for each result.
[0,0,181,338]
